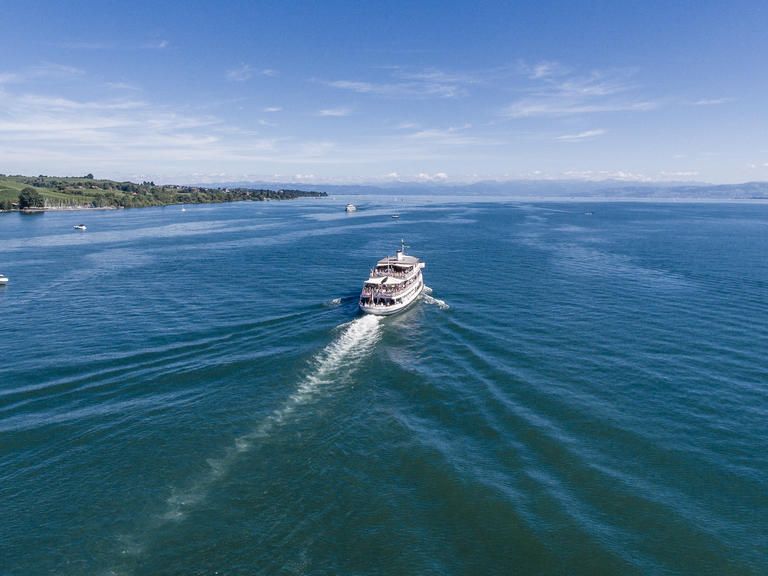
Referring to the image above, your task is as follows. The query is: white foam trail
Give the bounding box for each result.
[110,315,382,572]
[422,287,450,310]
[165,315,382,519]
[423,294,450,309]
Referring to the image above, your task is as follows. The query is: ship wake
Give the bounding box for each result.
[422,286,450,310]
[110,314,383,573]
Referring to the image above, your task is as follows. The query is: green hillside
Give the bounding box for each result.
[0,174,326,210]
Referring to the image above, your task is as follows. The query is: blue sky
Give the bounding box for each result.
[0,0,766,184]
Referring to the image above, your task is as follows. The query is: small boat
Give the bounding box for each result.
[391,214,400,219]
[359,240,426,316]
[0,274,8,285]
[345,203,357,213]
[73,224,87,231]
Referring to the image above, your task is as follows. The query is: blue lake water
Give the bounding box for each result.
[1,198,766,575]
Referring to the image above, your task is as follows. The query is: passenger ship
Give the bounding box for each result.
[359,241,425,315]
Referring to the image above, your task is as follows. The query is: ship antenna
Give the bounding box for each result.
[400,238,408,253]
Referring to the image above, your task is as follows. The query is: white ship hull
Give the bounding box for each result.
[359,276,424,316]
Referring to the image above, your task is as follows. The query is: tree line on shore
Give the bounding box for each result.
[0,174,326,210]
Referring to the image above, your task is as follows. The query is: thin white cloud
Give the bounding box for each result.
[404,124,497,146]
[144,40,169,49]
[34,63,86,78]
[227,65,277,82]
[522,60,569,79]
[660,170,699,177]
[394,68,480,86]
[327,78,464,98]
[227,64,254,82]
[0,73,20,84]
[318,107,352,117]
[691,98,733,106]
[506,100,656,118]
[58,41,113,50]
[504,68,656,118]
[557,74,633,97]
[0,63,85,85]
[562,169,653,181]
[555,129,606,142]
[57,40,171,51]
[416,172,448,182]
[325,66,479,99]
[105,81,141,91]
[328,80,374,92]
[9,93,146,111]
[263,106,282,113]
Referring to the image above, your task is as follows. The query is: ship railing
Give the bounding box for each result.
[360,299,397,308]
[361,277,419,298]
[370,267,417,279]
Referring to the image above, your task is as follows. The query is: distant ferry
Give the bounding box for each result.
[345,203,357,212]
[359,240,425,316]
[73,224,87,231]
[0,274,8,285]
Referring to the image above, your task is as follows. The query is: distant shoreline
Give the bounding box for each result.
[3,196,768,215]
[0,199,327,214]
[0,196,327,213]
[14,206,120,213]
[0,174,327,212]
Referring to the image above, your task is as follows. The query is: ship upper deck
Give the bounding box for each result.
[364,275,407,286]
[375,254,420,267]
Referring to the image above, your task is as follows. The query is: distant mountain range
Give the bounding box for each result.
[194,179,768,199]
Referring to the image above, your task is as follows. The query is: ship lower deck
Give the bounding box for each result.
[359,277,424,315]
